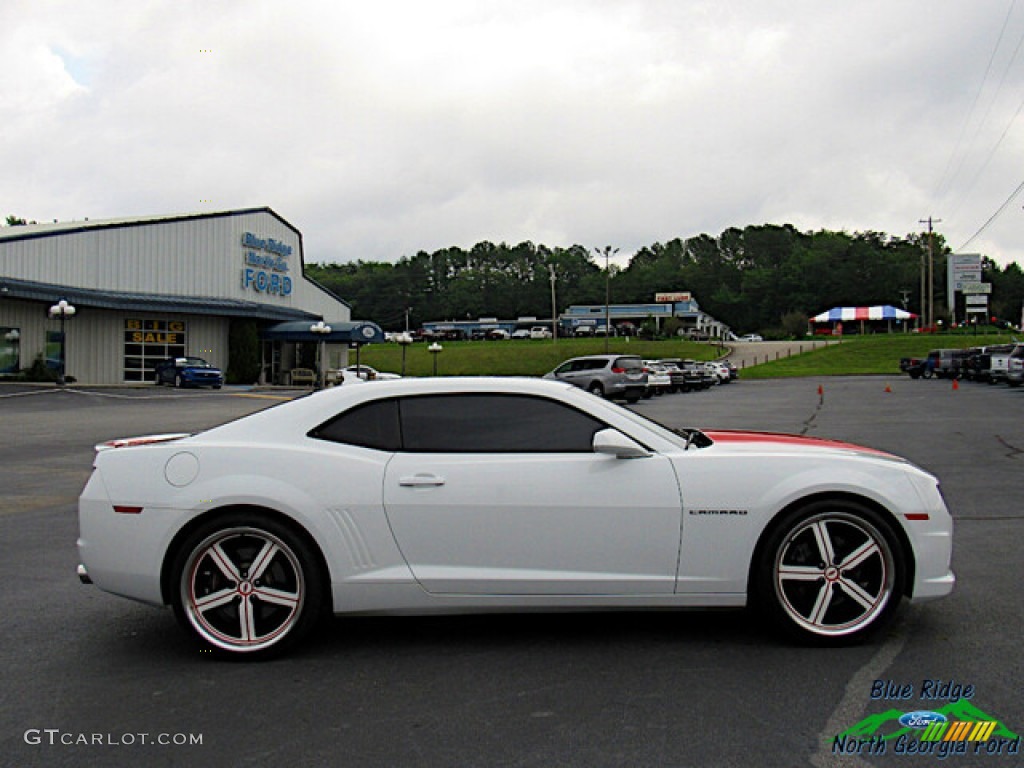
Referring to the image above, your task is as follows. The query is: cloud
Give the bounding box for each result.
[1,0,1023,266]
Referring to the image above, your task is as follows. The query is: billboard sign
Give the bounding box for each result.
[655,292,691,303]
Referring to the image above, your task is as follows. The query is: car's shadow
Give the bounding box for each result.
[303,608,777,658]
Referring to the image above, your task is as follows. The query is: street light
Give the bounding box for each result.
[397,332,413,376]
[428,342,443,376]
[548,264,558,344]
[593,246,618,352]
[48,298,76,386]
[309,320,331,389]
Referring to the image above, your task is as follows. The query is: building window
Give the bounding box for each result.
[123,319,187,382]
[0,327,20,374]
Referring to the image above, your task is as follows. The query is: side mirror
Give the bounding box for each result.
[593,428,651,459]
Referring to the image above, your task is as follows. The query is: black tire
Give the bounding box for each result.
[625,394,641,404]
[170,512,325,659]
[587,382,604,397]
[213,385,222,390]
[753,499,904,645]
[922,369,933,379]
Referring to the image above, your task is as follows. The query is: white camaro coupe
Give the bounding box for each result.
[78,378,954,658]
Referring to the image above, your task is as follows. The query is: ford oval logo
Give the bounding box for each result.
[899,711,948,729]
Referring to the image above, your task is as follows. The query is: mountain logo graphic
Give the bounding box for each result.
[838,700,1019,743]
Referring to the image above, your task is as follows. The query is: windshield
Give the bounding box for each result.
[604,401,713,450]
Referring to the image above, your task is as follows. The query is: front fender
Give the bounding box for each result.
[672,454,919,594]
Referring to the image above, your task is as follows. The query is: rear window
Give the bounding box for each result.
[613,357,643,372]
[309,399,402,451]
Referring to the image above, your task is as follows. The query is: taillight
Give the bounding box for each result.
[611,367,625,374]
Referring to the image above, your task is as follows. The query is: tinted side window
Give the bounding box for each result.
[615,357,643,372]
[309,399,401,451]
[400,394,605,453]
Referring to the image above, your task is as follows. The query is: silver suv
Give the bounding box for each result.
[544,354,647,403]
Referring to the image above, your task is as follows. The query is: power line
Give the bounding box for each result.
[935,0,1018,199]
[948,92,1024,222]
[957,177,1024,251]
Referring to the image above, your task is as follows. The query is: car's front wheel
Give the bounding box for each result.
[754,500,904,644]
[170,514,324,658]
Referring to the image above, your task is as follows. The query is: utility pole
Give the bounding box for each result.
[919,216,942,329]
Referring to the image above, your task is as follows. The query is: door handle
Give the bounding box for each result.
[399,474,446,487]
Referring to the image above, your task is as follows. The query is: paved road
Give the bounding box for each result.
[0,379,1020,767]
[722,339,837,371]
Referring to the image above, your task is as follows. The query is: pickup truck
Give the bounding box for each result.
[901,349,967,379]
[990,344,1023,385]
[899,356,931,379]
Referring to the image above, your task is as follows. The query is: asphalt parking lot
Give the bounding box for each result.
[0,378,1021,768]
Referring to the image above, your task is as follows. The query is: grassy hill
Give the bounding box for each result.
[357,338,720,377]
[355,332,1018,378]
[740,333,1017,378]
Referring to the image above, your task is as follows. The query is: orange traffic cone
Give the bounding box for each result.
[817,384,824,396]
[884,383,892,393]
[952,379,959,391]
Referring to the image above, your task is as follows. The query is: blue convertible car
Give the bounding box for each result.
[154,357,224,389]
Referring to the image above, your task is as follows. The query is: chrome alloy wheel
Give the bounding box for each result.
[181,527,306,653]
[773,512,896,637]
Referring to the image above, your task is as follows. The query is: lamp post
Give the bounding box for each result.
[548,264,558,344]
[428,342,443,375]
[397,332,413,376]
[593,246,618,352]
[310,320,331,388]
[48,298,76,386]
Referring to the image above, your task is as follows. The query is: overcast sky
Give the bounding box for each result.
[3,1,1024,269]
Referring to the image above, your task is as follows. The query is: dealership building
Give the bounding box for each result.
[0,208,381,385]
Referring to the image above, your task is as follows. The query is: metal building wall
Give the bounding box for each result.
[0,208,351,384]
[0,210,350,324]
[0,297,229,384]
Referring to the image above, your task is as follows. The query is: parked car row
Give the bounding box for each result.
[544,354,737,403]
[899,344,1024,387]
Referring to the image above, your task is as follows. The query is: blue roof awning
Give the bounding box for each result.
[259,320,385,344]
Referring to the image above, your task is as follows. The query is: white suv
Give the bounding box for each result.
[1007,347,1024,387]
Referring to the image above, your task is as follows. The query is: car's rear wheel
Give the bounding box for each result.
[754,500,903,644]
[588,382,604,397]
[170,514,324,658]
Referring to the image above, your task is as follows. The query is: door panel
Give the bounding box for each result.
[383,452,682,594]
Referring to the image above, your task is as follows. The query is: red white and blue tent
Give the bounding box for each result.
[811,305,916,323]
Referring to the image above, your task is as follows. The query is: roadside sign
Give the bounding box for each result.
[958,281,992,294]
